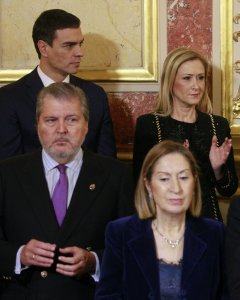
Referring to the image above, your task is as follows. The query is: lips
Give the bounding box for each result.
[54,139,69,144]
[168,199,184,205]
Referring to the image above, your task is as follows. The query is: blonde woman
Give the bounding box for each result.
[133,47,238,221]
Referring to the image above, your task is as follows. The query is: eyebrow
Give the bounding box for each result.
[62,39,84,46]
[155,169,190,175]
[180,72,205,76]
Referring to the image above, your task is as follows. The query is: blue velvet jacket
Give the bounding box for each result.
[95,215,228,300]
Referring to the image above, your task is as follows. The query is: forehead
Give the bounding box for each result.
[153,153,191,173]
[54,27,83,41]
[41,95,81,112]
[177,59,205,74]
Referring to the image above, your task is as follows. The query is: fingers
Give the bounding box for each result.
[21,239,56,267]
[56,247,96,277]
[183,139,189,149]
[211,135,218,147]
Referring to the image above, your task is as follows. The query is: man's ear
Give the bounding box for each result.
[37,40,49,57]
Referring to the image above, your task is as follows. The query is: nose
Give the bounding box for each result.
[57,120,68,134]
[192,77,200,89]
[170,177,181,193]
[75,44,84,57]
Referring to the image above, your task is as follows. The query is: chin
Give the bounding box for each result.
[69,67,79,74]
[49,147,74,159]
[167,207,187,215]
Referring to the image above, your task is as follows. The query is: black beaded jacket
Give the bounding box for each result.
[133,110,238,221]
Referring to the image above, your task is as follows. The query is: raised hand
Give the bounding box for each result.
[209,135,232,180]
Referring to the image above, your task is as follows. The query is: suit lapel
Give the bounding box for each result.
[181,219,207,288]
[20,151,59,240]
[25,68,44,106]
[127,219,159,296]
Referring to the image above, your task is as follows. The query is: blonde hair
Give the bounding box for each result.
[155,47,212,116]
[135,140,202,219]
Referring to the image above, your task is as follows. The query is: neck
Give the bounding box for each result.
[171,106,197,123]
[39,61,68,82]
[154,211,186,238]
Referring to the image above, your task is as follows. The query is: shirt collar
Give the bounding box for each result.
[42,148,83,174]
[37,66,70,86]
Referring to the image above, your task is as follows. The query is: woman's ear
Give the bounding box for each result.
[144,178,152,196]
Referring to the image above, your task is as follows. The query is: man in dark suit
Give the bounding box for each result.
[0,9,116,160]
[0,82,133,299]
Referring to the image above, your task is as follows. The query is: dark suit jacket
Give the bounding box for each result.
[0,150,134,300]
[95,215,228,300]
[226,197,240,300]
[0,68,116,159]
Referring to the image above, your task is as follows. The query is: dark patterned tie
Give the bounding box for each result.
[52,165,68,225]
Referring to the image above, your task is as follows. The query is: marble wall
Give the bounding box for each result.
[0,0,213,156]
[109,0,213,157]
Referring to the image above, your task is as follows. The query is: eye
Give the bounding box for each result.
[198,75,205,80]
[179,176,188,180]
[66,116,79,125]
[183,76,191,80]
[63,43,75,49]
[159,177,169,182]
[45,118,57,126]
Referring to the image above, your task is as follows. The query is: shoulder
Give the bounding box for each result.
[137,113,154,121]
[210,114,229,127]
[198,111,229,126]
[0,151,41,173]
[106,214,144,235]
[187,216,225,237]
[83,150,129,172]
[136,113,156,126]
[0,69,38,97]
[70,75,106,95]
[228,197,240,216]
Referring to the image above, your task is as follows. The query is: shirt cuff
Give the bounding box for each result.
[90,251,100,282]
[15,245,28,274]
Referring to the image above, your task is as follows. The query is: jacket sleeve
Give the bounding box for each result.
[95,89,117,158]
[95,222,124,299]
[0,87,23,160]
[214,116,238,197]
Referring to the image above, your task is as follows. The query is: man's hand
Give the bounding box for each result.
[55,246,96,277]
[20,239,56,267]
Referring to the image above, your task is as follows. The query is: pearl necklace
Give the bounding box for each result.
[152,220,184,248]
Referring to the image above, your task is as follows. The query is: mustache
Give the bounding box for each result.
[53,138,70,143]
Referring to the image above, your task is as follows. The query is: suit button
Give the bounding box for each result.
[40,271,48,278]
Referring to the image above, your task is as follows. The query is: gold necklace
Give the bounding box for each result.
[152,220,184,248]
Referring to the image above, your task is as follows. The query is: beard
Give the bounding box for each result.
[40,137,82,162]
